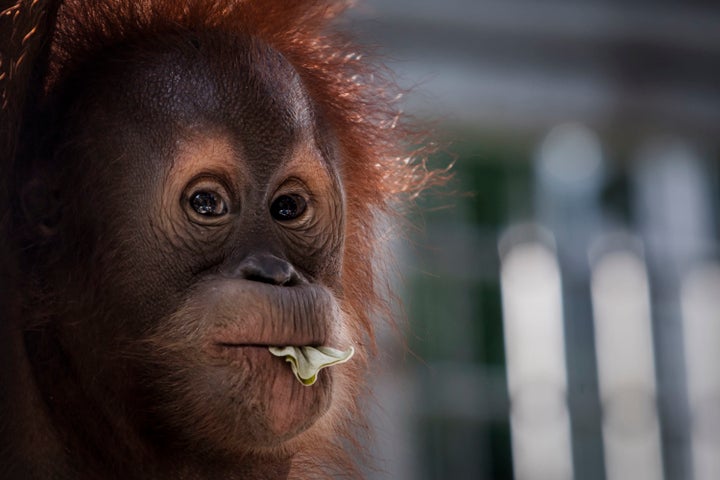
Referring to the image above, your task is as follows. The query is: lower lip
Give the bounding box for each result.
[210,344,335,390]
[214,344,295,378]
[209,345,332,438]
[214,343,272,358]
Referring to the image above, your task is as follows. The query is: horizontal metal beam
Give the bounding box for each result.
[349,0,720,138]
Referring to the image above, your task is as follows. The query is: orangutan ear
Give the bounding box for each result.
[20,177,61,238]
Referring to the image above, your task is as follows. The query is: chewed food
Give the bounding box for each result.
[268,346,355,386]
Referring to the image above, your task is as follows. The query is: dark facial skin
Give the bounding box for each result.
[24,31,351,478]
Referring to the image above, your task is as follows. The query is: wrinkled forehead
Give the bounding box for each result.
[115,31,313,147]
[54,31,323,184]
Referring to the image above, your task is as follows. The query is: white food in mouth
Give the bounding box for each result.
[268,346,355,386]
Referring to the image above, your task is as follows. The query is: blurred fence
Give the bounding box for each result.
[368,124,720,480]
[500,124,719,480]
[351,2,720,478]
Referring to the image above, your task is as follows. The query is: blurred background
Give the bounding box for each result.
[346,1,720,479]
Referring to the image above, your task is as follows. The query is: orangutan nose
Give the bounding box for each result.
[235,254,301,286]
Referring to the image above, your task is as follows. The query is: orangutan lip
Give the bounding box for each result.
[202,278,336,349]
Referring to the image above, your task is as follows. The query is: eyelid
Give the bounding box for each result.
[184,174,236,203]
[272,177,314,200]
[186,172,234,193]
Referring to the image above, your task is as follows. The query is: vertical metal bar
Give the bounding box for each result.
[680,263,720,480]
[500,226,573,480]
[535,123,606,480]
[633,140,712,480]
[590,242,664,480]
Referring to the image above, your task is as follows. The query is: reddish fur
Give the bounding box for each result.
[0,1,443,477]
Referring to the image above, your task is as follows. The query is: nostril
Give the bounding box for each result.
[236,255,299,286]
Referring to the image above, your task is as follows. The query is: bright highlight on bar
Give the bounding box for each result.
[681,263,720,480]
[500,226,573,480]
[590,244,663,480]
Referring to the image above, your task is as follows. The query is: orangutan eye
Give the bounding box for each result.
[270,194,307,221]
[190,191,228,217]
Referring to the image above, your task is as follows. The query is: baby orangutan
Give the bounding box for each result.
[0,1,435,478]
